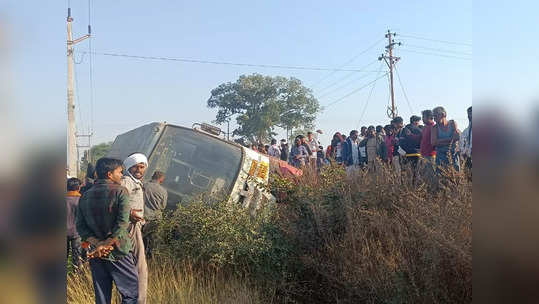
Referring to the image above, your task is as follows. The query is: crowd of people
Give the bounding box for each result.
[254,105,472,178]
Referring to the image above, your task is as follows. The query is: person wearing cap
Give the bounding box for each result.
[121,153,149,304]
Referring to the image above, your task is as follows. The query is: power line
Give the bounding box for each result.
[394,65,414,115]
[310,37,385,87]
[318,64,382,99]
[403,43,472,56]
[324,73,388,108]
[399,49,472,60]
[78,50,383,73]
[399,34,472,47]
[356,62,384,129]
[315,59,378,94]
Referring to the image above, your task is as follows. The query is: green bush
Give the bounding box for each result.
[152,199,292,283]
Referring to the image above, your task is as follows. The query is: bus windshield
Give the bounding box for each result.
[146,125,242,208]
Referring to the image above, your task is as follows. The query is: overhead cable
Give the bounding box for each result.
[356,61,385,129]
[399,34,472,47]
[403,43,472,56]
[316,59,378,94]
[394,65,414,114]
[310,37,385,87]
[318,64,383,99]
[399,49,472,60]
[78,51,383,73]
[324,73,389,108]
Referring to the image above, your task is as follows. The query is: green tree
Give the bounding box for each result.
[207,74,320,144]
[79,142,113,178]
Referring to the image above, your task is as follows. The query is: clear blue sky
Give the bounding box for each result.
[2,0,486,147]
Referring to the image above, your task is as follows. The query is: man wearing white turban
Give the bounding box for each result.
[121,153,148,304]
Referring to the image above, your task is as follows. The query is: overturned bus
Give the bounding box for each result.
[106,122,277,210]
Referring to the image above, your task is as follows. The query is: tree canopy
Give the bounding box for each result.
[80,142,113,178]
[207,74,320,144]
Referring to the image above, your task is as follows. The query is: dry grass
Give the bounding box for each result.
[67,259,265,304]
[273,160,472,303]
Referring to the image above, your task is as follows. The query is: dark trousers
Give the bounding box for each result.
[67,236,83,267]
[89,253,139,304]
[142,220,158,258]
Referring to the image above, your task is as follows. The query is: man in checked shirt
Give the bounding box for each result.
[76,157,138,304]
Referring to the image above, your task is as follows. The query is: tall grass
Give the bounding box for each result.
[67,259,265,304]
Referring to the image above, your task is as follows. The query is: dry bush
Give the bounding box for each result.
[272,160,472,303]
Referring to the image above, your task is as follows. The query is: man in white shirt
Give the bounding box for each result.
[122,153,149,304]
[307,132,318,169]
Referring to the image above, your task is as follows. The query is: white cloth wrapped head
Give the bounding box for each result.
[123,153,148,170]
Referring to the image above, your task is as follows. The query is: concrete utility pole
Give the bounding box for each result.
[67,7,90,177]
[378,30,401,119]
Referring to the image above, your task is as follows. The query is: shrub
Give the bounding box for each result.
[152,198,292,284]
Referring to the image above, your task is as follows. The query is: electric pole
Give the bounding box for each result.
[67,7,90,177]
[378,30,401,119]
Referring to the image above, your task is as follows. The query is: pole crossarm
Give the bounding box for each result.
[68,34,91,45]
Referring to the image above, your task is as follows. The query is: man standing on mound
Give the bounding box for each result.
[122,153,149,304]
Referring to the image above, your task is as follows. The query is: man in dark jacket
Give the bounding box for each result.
[80,163,96,196]
[401,115,422,154]
[342,130,361,176]
[67,177,83,267]
[280,139,289,162]
[401,115,423,171]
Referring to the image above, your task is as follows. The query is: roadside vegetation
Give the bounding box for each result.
[67,161,472,303]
